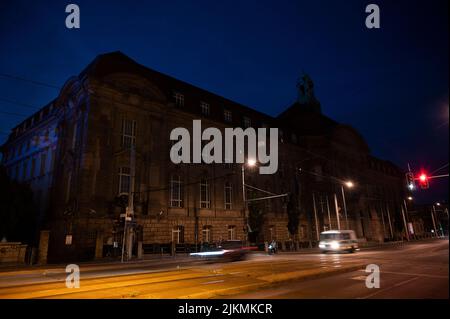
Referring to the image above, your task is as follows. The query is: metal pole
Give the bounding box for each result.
[333,193,341,230]
[431,205,438,237]
[242,165,248,243]
[400,205,410,241]
[341,185,349,229]
[325,195,332,229]
[386,204,393,239]
[403,199,411,239]
[312,193,320,240]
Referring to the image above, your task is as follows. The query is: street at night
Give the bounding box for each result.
[0,239,447,299]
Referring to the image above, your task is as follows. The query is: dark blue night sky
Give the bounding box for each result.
[0,0,448,203]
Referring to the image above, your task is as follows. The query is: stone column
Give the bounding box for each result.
[95,231,104,260]
[137,241,143,259]
[37,230,50,265]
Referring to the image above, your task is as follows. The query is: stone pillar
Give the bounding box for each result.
[137,241,143,259]
[95,231,104,260]
[37,230,50,265]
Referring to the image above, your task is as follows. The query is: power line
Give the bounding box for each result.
[0,110,29,118]
[0,73,60,90]
[0,97,41,110]
[431,163,449,175]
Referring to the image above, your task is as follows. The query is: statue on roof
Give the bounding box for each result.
[296,72,321,113]
[296,73,315,104]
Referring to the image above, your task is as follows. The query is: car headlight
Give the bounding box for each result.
[330,241,340,249]
[318,241,326,248]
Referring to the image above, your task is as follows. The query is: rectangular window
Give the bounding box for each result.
[200,101,210,116]
[200,178,210,209]
[22,160,28,181]
[40,153,47,176]
[243,116,251,128]
[202,226,212,243]
[224,110,232,122]
[172,226,184,244]
[228,225,236,240]
[224,182,232,210]
[170,175,184,207]
[121,118,136,149]
[31,158,36,179]
[173,92,184,107]
[118,167,131,195]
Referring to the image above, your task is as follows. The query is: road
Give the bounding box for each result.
[0,239,447,299]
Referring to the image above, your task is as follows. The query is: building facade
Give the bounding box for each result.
[1,52,409,262]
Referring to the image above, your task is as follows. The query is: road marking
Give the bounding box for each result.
[201,280,225,285]
[359,277,420,299]
[351,276,367,281]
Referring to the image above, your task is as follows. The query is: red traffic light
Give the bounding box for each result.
[418,173,429,189]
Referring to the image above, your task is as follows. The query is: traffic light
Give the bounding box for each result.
[418,173,429,189]
[405,172,415,190]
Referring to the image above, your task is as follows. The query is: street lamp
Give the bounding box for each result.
[242,159,256,244]
[407,196,413,201]
[341,180,354,230]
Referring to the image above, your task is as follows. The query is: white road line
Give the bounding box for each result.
[359,277,420,299]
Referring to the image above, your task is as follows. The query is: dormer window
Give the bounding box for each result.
[200,101,210,116]
[224,110,232,122]
[173,92,184,107]
[243,116,251,128]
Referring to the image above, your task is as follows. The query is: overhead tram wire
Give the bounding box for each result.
[0,72,406,184]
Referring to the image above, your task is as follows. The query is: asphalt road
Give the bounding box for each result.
[0,239,447,299]
[224,239,449,299]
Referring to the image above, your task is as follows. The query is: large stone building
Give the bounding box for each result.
[1,52,410,262]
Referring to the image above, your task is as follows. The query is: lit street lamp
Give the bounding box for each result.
[341,180,354,230]
[242,159,256,244]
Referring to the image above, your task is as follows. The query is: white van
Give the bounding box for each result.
[318,230,359,253]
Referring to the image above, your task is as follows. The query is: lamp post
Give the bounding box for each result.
[341,181,353,230]
[242,159,256,244]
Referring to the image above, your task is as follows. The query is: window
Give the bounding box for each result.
[30,158,36,179]
[40,153,47,176]
[65,172,72,203]
[170,174,184,207]
[22,160,28,181]
[243,116,251,128]
[44,130,49,142]
[228,225,236,240]
[200,101,210,116]
[172,226,184,244]
[224,182,232,210]
[200,178,210,209]
[202,225,212,243]
[269,225,275,240]
[26,140,31,152]
[18,143,23,156]
[173,92,184,107]
[118,167,131,195]
[224,110,232,122]
[121,119,136,149]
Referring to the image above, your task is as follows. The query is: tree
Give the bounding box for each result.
[0,166,38,245]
